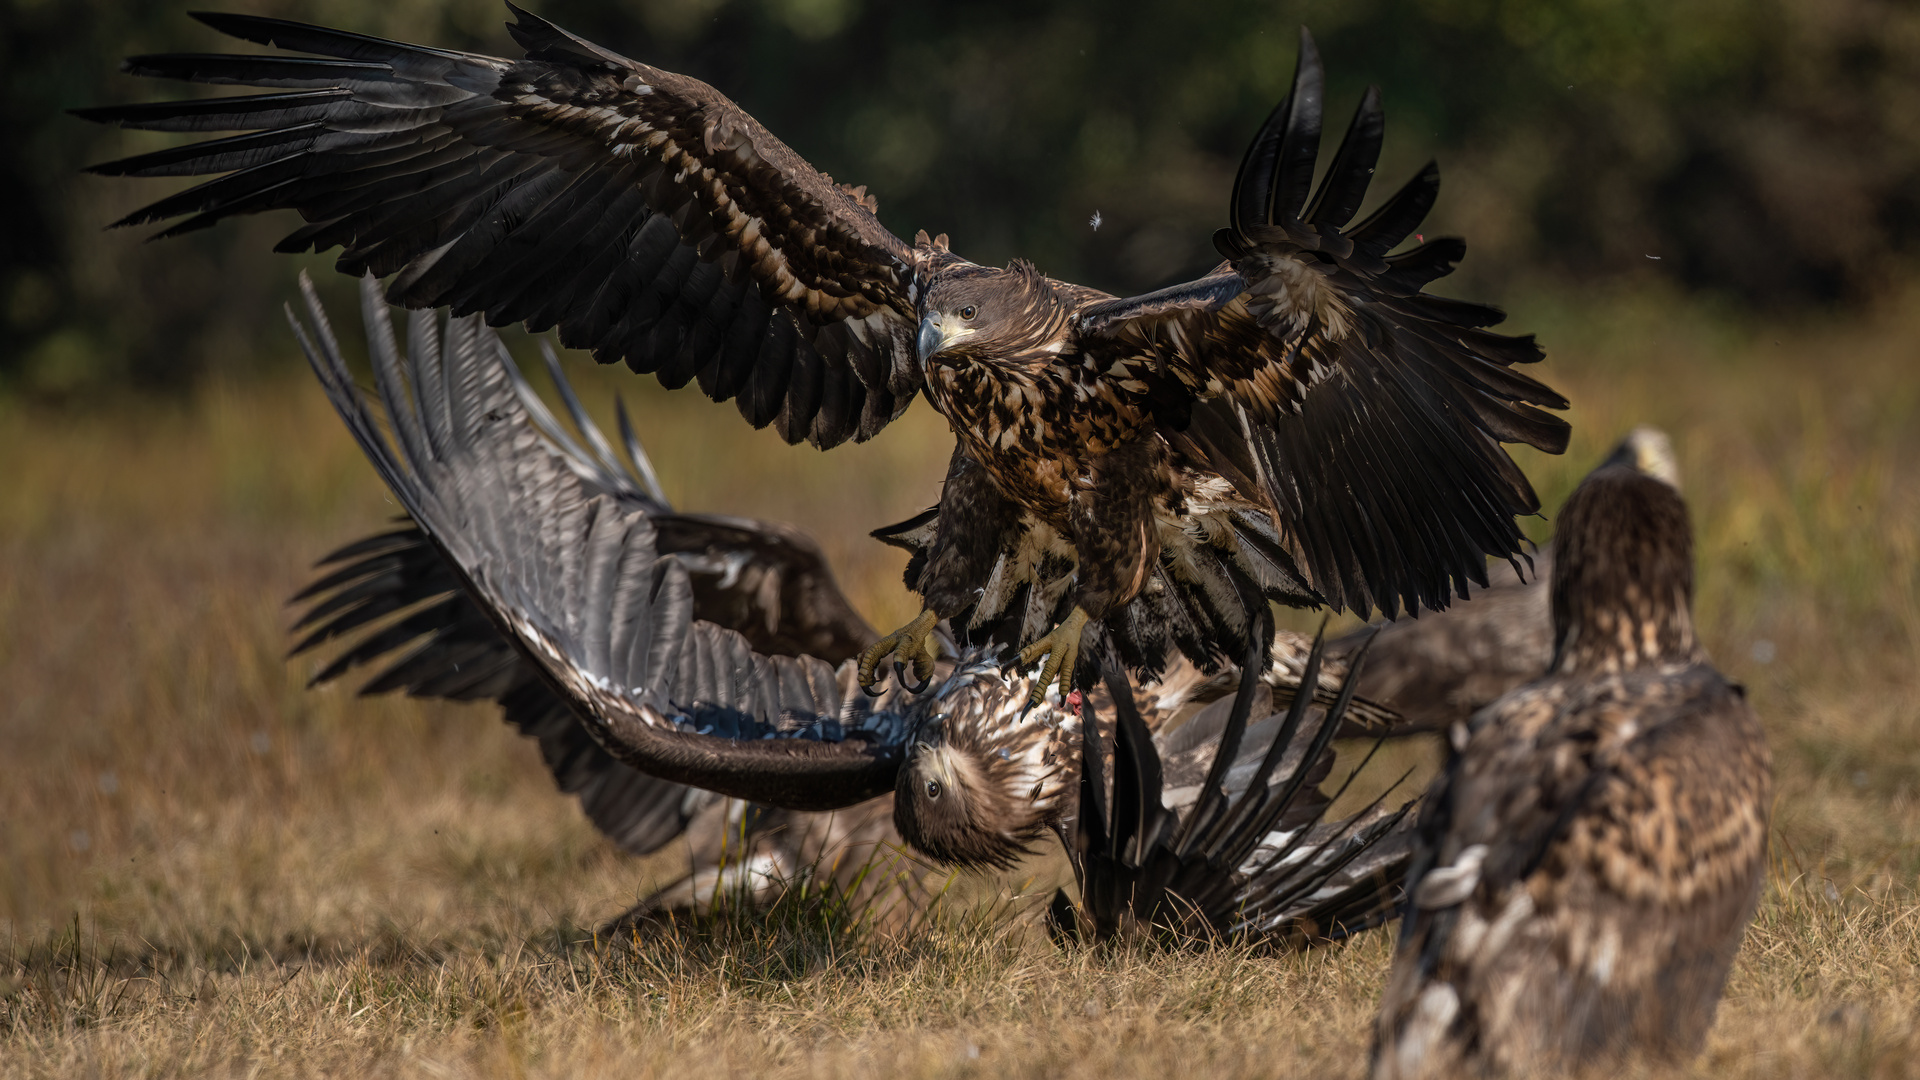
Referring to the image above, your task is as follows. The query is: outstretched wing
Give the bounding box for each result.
[1079,30,1569,619]
[293,524,718,856]
[290,344,880,854]
[1065,622,1417,944]
[79,7,936,448]
[292,271,925,812]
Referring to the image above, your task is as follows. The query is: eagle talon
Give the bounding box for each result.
[858,609,941,694]
[1018,607,1092,706]
[894,661,932,695]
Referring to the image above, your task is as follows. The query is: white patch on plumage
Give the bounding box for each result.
[1416,844,1490,909]
[1390,983,1462,1080]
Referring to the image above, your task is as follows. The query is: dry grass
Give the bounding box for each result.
[3,279,1919,1077]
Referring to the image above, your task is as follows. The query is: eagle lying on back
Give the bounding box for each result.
[82,7,1570,699]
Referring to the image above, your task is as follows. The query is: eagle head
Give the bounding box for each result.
[891,655,1080,870]
[1549,461,1701,676]
[917,260,1071,373]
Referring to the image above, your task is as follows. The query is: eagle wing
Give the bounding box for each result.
[290,338,879,853]
[1078,30,1570,619]
[293,272,931,813]
[1329,549,1553,733]
[79,6,932,448]
[1065,625,1417,944]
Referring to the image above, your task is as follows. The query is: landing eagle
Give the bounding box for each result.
[81,7,1570,697]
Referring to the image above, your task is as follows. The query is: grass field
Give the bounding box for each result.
[3,278,1919,1077]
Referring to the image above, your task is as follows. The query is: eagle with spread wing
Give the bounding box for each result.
[81,7,1569,701]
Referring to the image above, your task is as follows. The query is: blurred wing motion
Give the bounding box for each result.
[290,271,925,813]
[1372,456,1770,1078]
[79,6,929,449]
[1062,626,1417,945]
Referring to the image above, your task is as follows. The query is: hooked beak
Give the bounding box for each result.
[917,312,973,364]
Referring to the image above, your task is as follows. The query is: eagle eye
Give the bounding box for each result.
[958,305,977,321]
[925,778,942,799]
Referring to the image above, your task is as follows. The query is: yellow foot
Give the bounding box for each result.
[858,609,942,696]
[1017,607,1093,706]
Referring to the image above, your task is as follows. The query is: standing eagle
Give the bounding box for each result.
[81,7,1569,701]
[1371,451,1772,1076]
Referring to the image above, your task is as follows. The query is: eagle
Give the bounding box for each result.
[1370,446,1773,1076]
[81,7,1570,704]
[291,273,1411,895]
[1330,426,1679,733]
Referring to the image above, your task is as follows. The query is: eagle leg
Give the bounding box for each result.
[857,609,941,696]
[1017,606,1092,706]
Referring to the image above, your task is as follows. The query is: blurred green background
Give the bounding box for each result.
[5,0,1919,394]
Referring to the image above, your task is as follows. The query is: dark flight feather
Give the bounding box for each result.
[1060,626,1416,946]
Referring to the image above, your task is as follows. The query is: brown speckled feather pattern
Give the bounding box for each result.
[88,13,1567,685]
[1372,466,1772,1079]
[1330,428,1684,734]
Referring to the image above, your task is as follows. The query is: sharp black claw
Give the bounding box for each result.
[860,675,888,698]
[894,661,931,695]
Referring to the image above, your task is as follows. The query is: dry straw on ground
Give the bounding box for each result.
[3,281,1918,1077]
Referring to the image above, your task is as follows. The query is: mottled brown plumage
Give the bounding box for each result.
[1372,459,1772,1078]
[84,11,1569,701]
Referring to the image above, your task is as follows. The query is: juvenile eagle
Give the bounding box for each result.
[292,274,1408,885]
[83,8,1569,701]
[1371,448,1772,1076]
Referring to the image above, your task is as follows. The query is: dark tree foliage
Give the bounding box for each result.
[7,0,1919,393]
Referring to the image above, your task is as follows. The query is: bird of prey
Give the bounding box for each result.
[1329,426,1679,733]
[81,7,1570,705]
[290,273,1407,893]
[1060,630,1416,946]
[1370,446,1772,1077]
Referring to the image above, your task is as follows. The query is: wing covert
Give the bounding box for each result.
[80,6,935,448]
